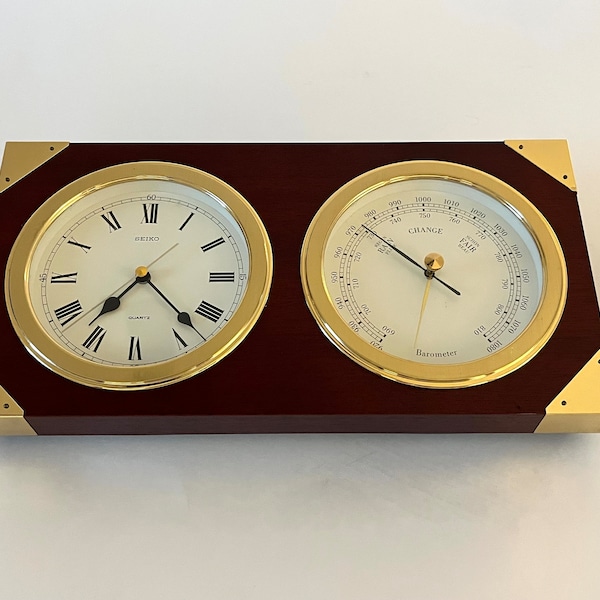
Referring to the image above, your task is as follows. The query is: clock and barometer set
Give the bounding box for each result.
[0,141,598,434]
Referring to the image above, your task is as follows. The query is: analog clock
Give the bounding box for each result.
[4,160,273,390]
[300,160,568,388]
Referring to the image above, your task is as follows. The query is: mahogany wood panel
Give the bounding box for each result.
[1,142,598,433]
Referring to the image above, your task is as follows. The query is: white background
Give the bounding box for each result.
[2,1,600,598]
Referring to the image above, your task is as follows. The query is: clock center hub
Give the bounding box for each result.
[135,266,149,278]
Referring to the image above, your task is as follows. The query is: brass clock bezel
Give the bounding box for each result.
[4,161,273,390]
[300,160,568,388]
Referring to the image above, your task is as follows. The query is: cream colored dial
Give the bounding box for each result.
[301,161,567,388]
[5,162,272,390]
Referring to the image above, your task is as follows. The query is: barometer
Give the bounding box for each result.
[300,161,567,388]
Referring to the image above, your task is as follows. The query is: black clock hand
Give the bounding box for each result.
[88,268,150,325]
[362,225,461,296]
[145,277,206,341]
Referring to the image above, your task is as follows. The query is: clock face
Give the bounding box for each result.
[5,162,272,390]
[301,161,568,388]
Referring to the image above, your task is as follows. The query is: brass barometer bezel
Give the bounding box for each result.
[300,160,568,388]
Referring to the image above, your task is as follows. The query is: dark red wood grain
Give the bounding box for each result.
[1,142,598,433]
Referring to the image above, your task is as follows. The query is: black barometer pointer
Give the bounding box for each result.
[362,225,461,296]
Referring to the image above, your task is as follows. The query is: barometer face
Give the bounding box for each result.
[4,161,273,390]
[301,160,568,388]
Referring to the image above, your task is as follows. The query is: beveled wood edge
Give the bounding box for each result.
[24,414,543,435]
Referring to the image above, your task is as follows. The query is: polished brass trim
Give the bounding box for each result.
[0,142,70,193]
[505,139,576,191]
[300,160,568,389]
[0,386,37,435]
[535,349,600,433]
[5,161,273,390]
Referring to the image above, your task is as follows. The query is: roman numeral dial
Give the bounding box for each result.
[38,196,250,364]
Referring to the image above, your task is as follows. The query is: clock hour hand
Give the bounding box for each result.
[88,267,150,325]
[362,225,461,296]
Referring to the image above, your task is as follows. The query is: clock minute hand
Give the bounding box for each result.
[145,276,206,341]
[362,225,461,296]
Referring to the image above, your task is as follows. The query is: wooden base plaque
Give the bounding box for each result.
[1,141,598,434]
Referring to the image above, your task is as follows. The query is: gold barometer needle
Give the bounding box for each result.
[414,252,444,347]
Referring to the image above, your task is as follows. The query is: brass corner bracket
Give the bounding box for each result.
[0,141,69,193]
[0,386,37,435]
[536,349,600,432]
[505,139,577,191]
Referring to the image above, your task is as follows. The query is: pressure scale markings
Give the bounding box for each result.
[319,179,544,366]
